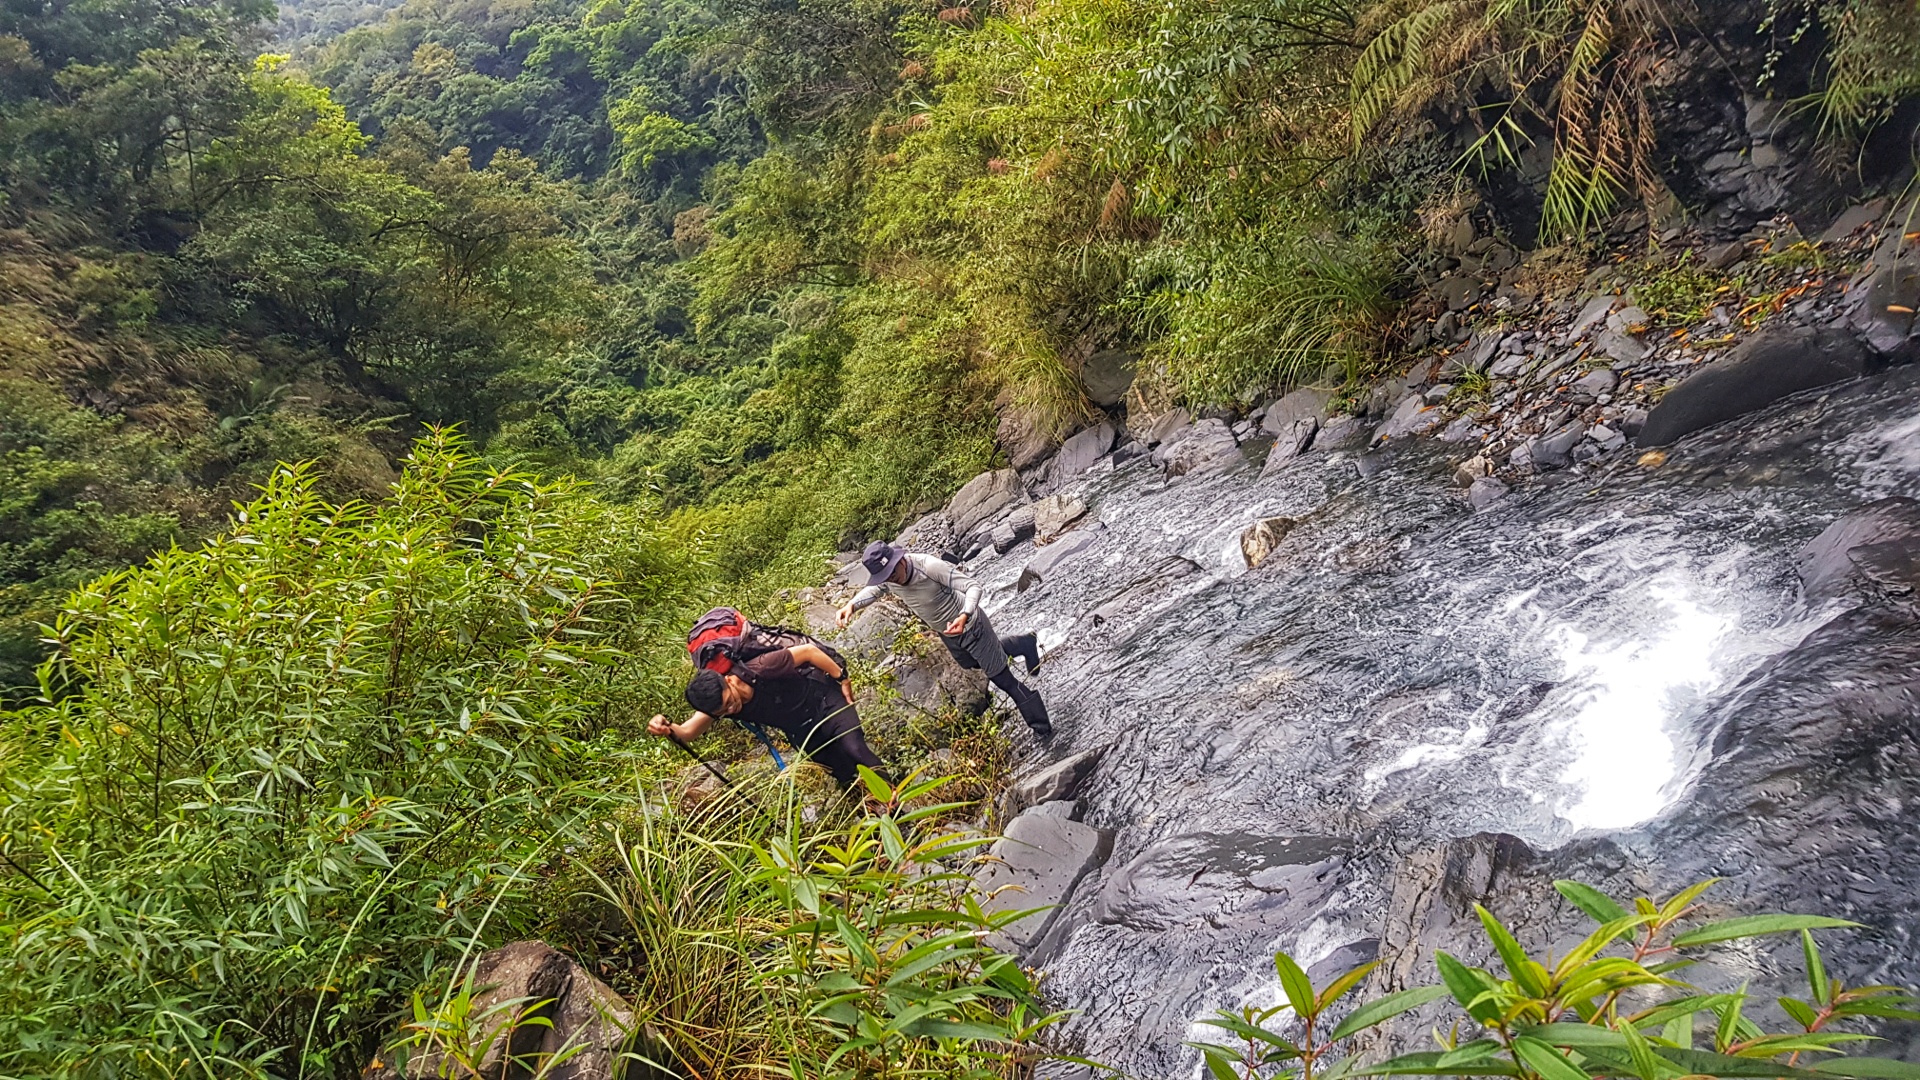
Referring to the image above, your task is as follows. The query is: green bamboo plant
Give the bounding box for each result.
[1191,879,1920,1080]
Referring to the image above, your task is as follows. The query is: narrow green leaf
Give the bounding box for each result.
[1478,905,1548,996]
[1673,916,1862,948]
[1780,997,1820,1030]
[1514,1036,1594,1080]
[1200,1048,1241,1080]
[1438,1040,1504,1067]
[857,765,892,805]
[1661,1015,1692,1051]
[1813,1060,1920,1080]
[1330,985,1450,1041]
[1520,1024,1629,1049]
[1435,951,1503,1024]
[1317,960,1381,1013]
[1803,930,1831,1006]
[1276,950,1317,1019]
[1355,1051,1522,1076]
[1658,879,1721,923]
[1622,1017,1669,1080]
[1556,880,1629,923]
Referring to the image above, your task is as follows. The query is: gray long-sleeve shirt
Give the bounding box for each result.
[850,553,980,629]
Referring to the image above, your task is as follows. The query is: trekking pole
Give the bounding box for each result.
[668,730,734,788]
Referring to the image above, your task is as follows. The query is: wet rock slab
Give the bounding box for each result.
[975,802,1112,954]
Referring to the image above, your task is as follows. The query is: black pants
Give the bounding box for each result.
[790,700,886,788]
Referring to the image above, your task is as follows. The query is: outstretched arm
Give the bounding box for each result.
[648,711,717,741]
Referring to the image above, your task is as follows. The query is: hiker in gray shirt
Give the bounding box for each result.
[836,540,1050,739]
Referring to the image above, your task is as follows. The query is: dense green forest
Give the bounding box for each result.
[2,0,1918,1071]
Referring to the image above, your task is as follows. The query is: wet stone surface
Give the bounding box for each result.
[940,364,1920,1076]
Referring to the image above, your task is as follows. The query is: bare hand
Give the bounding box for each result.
[944,613,969,635]
[835,603,855,628]
[840,678,854,705]
[647,714,672,737]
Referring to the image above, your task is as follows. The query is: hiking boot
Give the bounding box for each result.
[1004,632,1042,675]
[1027,718,1054,740]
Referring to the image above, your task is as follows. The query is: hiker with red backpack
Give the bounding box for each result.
[835,541,1051,740]
[648,608,886,788]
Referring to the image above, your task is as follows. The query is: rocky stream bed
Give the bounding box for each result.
[801,201,1920,1078]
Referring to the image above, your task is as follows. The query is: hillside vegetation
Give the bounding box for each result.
[2,0,1918,1073]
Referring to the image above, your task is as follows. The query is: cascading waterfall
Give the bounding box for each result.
[956,365,1920,1077]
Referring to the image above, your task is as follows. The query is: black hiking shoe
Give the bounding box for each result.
[1006,632,1042,675]
[1028,719,1053,740]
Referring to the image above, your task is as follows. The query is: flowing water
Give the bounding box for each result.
[959,365,1920,1077]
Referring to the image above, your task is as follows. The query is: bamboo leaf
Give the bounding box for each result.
[1673,916,1861,947]
[1330,985,1449,1041]
[1514,1036,1594,1080]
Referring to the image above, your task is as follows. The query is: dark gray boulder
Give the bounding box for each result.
[1017,527,1104,591]
[1082,350,1138,407]
[1797,497,1920,604]
[1048,421,1116,486]
[1260,387,1331,438]
[976,804,1112,953]
[367,942,634,1080]
[947,469,1025,536]
[1638,326,1873,447]
[1002,746,1108,819]
[1847,257,1919,359]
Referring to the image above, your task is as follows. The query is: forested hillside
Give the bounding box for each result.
[3,0,1918,1071]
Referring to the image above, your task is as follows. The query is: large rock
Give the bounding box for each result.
[1048,421,1116,486]
[1259,417,1317,477]
[368,942,633,1080]
[996,403,1055,471]
[990,504,1038,553]
[1797,497,1920,604]
[1260,387,1331,438]
[1017,528,1103,591]
[1638,326,1874,447]
[1031,493,1089,541]
[1372,394,1444,443]
[1082,349,1138,407]
[1529,422,1586,470]
[1241,516,1297,569]
[1847,257,1919,359]
[1143,407,1191,447]
[947,469,1025,535]
[1158,417,1239,475]
[975,803,1112,953]
[891,643,991,717]
[1001,747,1109,819]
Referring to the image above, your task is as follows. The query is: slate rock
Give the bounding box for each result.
[1638,326,1873,447]
[1595,328,1649,364]
[1423,383,1454,405]
[991,504,1039,553]
[1445,331,1501,377]
[1017,528,1104,591]
[1048,421,1116,486]
[1160,418,1240,475]
[1260,417,1317,477]
[367,942,634,1080]
[1569,294,1618,337]
[1438,274,1481,311]
[1847,257,1920,357]
[1143,407,1191,447]
[1468,476,1509,510]
[1315,415,1368,449]
[1372,394,1444,443]
[1569,368,1619,402]
[1438,415,1482,443]
[1530,422,1587,470]
[1452,455,1490,487]
[1241,516,1297,569]
[892,643,991,717]
[1002,747,1108,819]
[947,469,1025,535]
[996,404,1055,471]
[1797,497,1920,604]
[1704,240,1747,271]
[1082,349,1138,407]
[1488,350,1529,379]
[975,804,1112,952]
[1820,199,1888,244]
[1031,493,1089,541]
[1261,387,1331,438]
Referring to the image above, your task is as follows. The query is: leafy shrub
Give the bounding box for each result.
[0,431,680,1079]
[1190,878,1919,1080]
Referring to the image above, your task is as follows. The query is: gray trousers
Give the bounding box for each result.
[940,609,1009,678]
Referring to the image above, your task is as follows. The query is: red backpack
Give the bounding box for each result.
[686,607,844,677]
